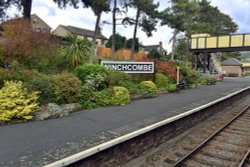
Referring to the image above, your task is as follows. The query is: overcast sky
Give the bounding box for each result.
[7,0,250,51]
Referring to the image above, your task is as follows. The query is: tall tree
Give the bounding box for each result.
[53,0,91,8]
[192,0,238,35]
[147,48,161,59]
[22,0,32,19]
[106,33,126,51]
[161,0,238,61]
[88,0,110,63]
[0,1,8,21]
[105,0,129,59]
[123,0,159,60]
[0,0,33,19]
[161,0,199,60]
[111,0,117,60]
[125,38,141,52]
[174,36,189,61]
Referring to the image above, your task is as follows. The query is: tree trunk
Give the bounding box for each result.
[111,0,117,60]
[22,0,32,19]
[170,29,178,60]
[91,13,102,63]
[130,8,140,61]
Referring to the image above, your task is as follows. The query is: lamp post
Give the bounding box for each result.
[177,66,180,85]
[176,58,180,85]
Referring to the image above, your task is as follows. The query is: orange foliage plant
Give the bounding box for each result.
[0,18,58,67]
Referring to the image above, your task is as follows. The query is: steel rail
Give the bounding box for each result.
[239,148,250,167]
[172,105,250,167]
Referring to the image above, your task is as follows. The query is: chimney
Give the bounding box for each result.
[159,41,163,54]
[159,41,162,47]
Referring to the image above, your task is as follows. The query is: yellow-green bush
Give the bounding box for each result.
[155,73,173,90]
[166,83,177,92]
[139,81,157,98]
[111,86,130,105]
[0,81,39,121]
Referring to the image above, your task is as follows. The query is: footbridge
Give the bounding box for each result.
[191,33,250,53]
[190,33,250,73]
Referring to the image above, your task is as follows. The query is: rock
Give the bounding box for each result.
[33,103,78,121]
[61,103,78,113]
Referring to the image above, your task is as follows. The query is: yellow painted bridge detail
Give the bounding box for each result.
[190,33,250,53]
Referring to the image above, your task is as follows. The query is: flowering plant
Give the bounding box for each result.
[136,56,177,79]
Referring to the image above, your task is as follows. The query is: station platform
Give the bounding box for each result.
[1,77,250,167]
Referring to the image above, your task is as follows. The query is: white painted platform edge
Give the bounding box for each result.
[44,86,250,167]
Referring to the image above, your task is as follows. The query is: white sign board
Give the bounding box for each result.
[101,61,155,73]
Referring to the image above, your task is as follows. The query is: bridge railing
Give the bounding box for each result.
[191,33,250,53]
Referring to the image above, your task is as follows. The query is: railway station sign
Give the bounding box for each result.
[101,61,155,73]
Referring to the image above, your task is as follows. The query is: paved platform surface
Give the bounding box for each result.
[1,77,250,166]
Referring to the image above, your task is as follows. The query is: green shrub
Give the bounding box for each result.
[94,89,113,106]
[52,72,82,104]
[209,77,216,84]
[179,65,188,76]
[131,73,154,83]
[106,70,138,95]
[110,86,130,105]
[79,85,97,109]
[139,81,157,98]
[179,65,199,85]
[199,79,208,85]
[0,81,39,121]
[0,68,28,87]
[80,86,130,108]
[184,69,199,85]
[166,83,177,92]
[106,70,135,87]
[24,75,57,104]
[200,74,216,85]
[0,68,8,88]
[155,73,173,90]
[75,64,108,90]
[125,83,141,95]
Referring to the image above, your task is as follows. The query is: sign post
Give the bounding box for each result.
[100,61,155,74]
[177,66,180,85]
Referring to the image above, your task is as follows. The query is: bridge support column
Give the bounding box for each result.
[192,53,198,69]
[203,53,206,73]
[207,53,211,73]
[195,53,200,70]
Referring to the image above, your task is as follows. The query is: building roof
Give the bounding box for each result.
[31,14,51,30]
[221,58,242,66]
[143,44,160,52]
[0,14,51,32]
[60,25,107,40]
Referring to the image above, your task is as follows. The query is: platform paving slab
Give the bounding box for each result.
[0,77,250,166]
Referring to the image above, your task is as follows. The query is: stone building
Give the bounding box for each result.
[221,58,243,77]
[31,14,51,33]
[53,25,107,47]
[143,42,167,55]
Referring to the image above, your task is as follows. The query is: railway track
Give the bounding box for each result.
[240,148,250,167]
[172,106,250,167]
